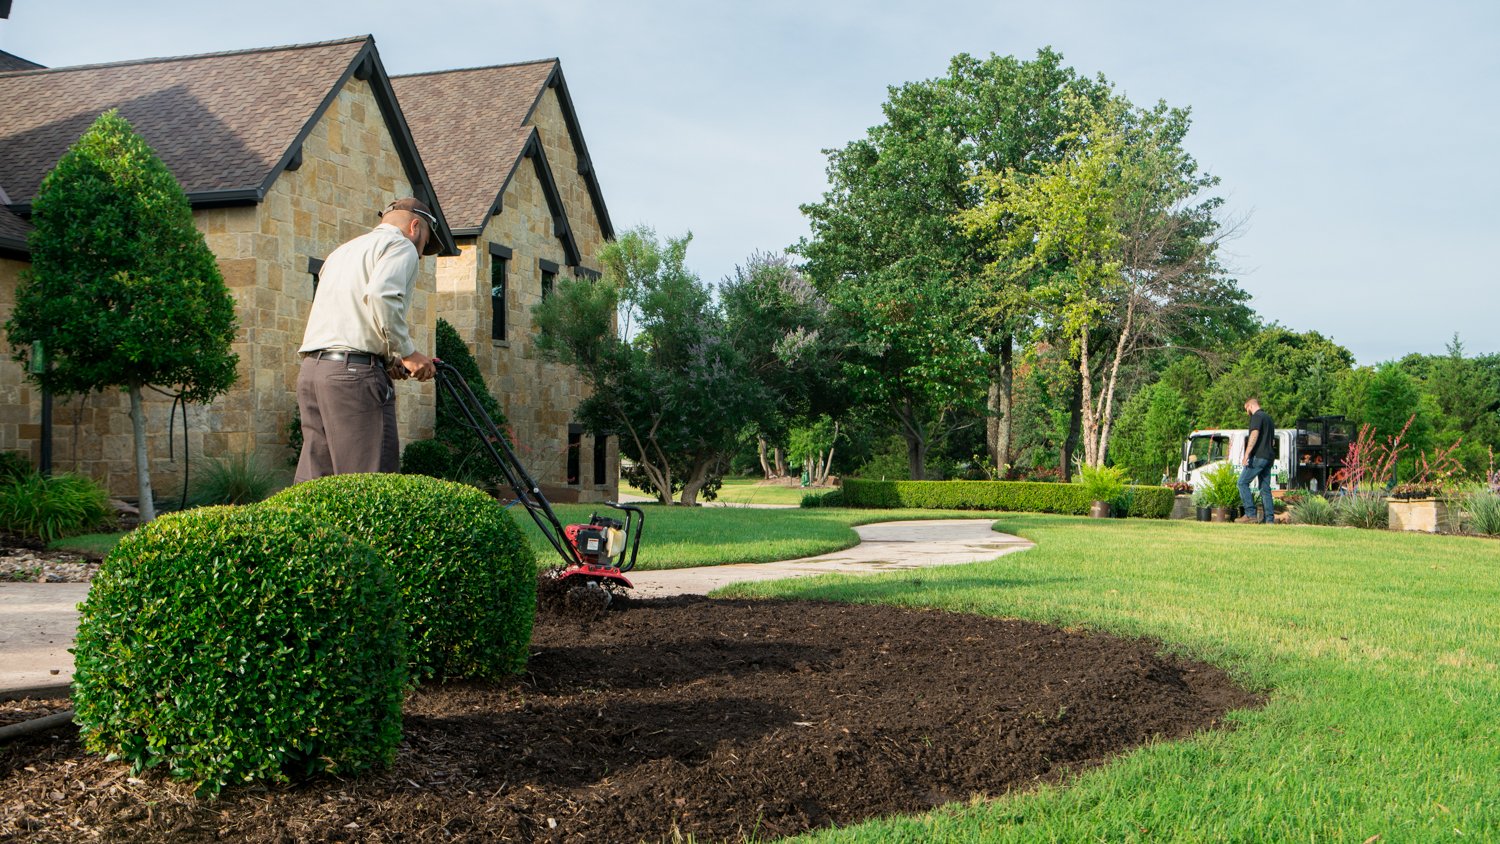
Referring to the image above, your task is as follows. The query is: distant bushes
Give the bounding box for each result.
[839,478,1175,518]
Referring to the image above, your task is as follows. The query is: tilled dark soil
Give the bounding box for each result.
[1,596,1260,842]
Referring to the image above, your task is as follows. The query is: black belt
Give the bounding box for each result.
[308,350,383,366]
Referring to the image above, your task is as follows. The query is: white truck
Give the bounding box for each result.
[1175,416,1350,492]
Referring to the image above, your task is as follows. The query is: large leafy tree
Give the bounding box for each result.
[798,49,1100,479]
[1198,327,1354,427]
[5,111,239,521]
[1108,382,1192,483]
[962,94,1240,468]
[533,228,766,505]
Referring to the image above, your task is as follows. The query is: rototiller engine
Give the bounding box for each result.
[433,359,642,597]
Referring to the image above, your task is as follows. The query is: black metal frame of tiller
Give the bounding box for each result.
[431,359,644,579]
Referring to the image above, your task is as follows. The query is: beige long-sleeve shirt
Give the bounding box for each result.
[299,224,420,360]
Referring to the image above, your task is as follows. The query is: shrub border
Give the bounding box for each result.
[840,478,1175,518]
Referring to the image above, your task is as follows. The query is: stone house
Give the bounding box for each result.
[0,37,618,502]
[393,61,616,502]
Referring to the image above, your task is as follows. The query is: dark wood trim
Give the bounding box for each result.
[538,258,560,274]
[523,64,614,239]
[574,266,601,281]
[488,243,513,259]
[254,39,460,257]
[307,256,324,274]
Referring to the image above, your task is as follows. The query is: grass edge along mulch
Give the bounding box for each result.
[719,514,1500,842]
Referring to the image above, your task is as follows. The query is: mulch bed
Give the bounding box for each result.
[1,596,1261,842]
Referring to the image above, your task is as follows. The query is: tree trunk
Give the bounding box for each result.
[985,336,1015,480]
[128,385,156,522]
[1062,372,1083,483]
[773,447,787,478]
[817,420,839,485]
[896,397,927,480]
[679,459,714,506]
[757,437,773,479]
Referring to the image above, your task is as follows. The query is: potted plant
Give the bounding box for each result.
[1202,463,1241,522]
[1077,463,1126,518]
[1192,486,1211,521]
[1167,481,1195,520]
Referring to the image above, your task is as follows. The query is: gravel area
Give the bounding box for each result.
[0,547,98,584]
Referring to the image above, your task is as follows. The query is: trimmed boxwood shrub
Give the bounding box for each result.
[400,438,453,478]
[267,473,535,682]
[71,506,406,795]
[840,478,1175,518]
[800,489,845,508]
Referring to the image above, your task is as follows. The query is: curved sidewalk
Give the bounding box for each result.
[0,519,1032,696]
[628,519,1033,597]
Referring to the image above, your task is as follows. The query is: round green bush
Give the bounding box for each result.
[71,506,406,795]
[266,473,536,682]
[400,438,453,478]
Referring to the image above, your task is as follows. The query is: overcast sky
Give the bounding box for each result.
[3,0,1495,364]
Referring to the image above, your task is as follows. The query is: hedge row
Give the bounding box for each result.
[839,478,1176,518]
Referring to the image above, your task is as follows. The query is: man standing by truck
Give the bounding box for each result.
[1237,397,1276,524]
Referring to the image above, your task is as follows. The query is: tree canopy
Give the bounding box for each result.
[5,110,239,520]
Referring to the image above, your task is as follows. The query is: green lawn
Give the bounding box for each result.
[521,504,986,570]
[713,515,1500,842]
[47,531,129,558]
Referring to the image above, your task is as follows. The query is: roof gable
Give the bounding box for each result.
[392,60,613,240]
[0,36,459,257]
[0,48,43,72]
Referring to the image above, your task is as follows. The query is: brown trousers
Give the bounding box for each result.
[294,356,399,482]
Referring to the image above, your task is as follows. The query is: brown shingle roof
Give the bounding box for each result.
[0,205,29,254]
[0,37,368,207]
[391,61,557,231]
[0,49,43,72]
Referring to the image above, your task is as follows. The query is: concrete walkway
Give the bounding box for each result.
[0,519,1032,696]
[629,519,1033,597]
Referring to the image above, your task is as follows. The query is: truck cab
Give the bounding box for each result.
[1176,415,1350,492]
[1176,428,1295,491]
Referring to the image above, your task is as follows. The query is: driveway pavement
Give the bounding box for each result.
[0,519,1031,696]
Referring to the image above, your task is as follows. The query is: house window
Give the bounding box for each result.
[539,258,560,301]
[308,257,324,297]
[567,425,583,486]
[593,434,608,486]
[489,244,512,341]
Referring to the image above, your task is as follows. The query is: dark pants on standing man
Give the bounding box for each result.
[1238,456,1274,523]
[295,355,399,482]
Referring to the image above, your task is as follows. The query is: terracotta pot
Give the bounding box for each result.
[1089,500,1112,519]
[1211,506,1231,523]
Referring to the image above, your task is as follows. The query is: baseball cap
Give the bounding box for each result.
[380,197,441,255]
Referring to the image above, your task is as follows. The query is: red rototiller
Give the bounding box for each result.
[433,359,642,600]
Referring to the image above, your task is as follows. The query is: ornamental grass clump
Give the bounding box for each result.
[1334,492,1389,530]
[266,473,536,682]
[1461,489,1500,537]
[1290,494,1336,526]
[71,506,406,796]
[0,470,111,542]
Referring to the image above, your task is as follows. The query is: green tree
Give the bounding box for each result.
[5,111,238,521]
[961,93,1235,468]
[533,228,766,505]
[798,49,1101,479]
[720,252,850,479]
[1108,383,1191,483]
[1198,327,1355,428]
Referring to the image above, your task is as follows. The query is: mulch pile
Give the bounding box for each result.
[1,596,1260,842]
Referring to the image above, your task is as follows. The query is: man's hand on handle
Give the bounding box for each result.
[400,351,436,382]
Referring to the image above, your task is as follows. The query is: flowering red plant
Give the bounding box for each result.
[1332,416,1412,492]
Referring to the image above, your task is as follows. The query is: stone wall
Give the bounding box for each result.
[432,85,616,502]
[0,256,39,462]
[4,77,436,498]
